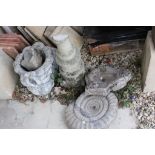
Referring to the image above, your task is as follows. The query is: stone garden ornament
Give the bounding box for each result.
[14,42,57,96]
[65,66,132,129]
[85,66,132,96]
[66,92,118,129]
[52,34,85,87]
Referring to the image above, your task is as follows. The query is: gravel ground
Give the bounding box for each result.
[13,41,155,129]
[81,42,155,129]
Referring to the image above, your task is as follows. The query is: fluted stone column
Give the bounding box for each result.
[53,34,85,87]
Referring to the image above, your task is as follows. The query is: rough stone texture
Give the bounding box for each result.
[21,47,43,71]
[65,92,118,129]
[46,26,84,50]
[0,50,18,99]
[53,34,85,87]
[85,66,132,96]
[141,31,155,92]
[13,42,57,96]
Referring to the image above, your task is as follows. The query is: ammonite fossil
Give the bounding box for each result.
[65,92,118,129]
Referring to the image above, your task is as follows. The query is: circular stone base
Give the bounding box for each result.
[65,92,118,129]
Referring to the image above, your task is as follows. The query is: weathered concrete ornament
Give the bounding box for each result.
[14,42,57,96]
[52,34,85,87]
[65,92,118,129]
[85,66,132,96]
[65,66,132,129]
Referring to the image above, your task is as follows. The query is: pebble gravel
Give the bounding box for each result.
[81,42,155,129]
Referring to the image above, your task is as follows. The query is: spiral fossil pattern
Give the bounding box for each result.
[65,92,118,129]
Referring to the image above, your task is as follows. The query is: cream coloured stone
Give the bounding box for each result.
[52,34,85,87]
[142,31,155,92]
[26,26,46,39]
[0,50,18,99]
[25,26,51,46]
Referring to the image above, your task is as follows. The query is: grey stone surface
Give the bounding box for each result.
[0,99,67,129]
[0,50,18,99]
[0,99,137,129]
[109,108,137,129]
[142,31,155,92]
[53,34,85,87]
[21,47,43,71]
[65,92,118,129]
[14,42,57,96]
[85,66,132,96]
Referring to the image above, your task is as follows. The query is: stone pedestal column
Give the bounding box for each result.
[53,34,85,87]
[13,42,57,96]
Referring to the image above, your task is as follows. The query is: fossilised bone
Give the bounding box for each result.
[13,42,57,96]
[85,66,132,96]
[65,92,118,129]
[52,34,85,87]
[21,47,43,71]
